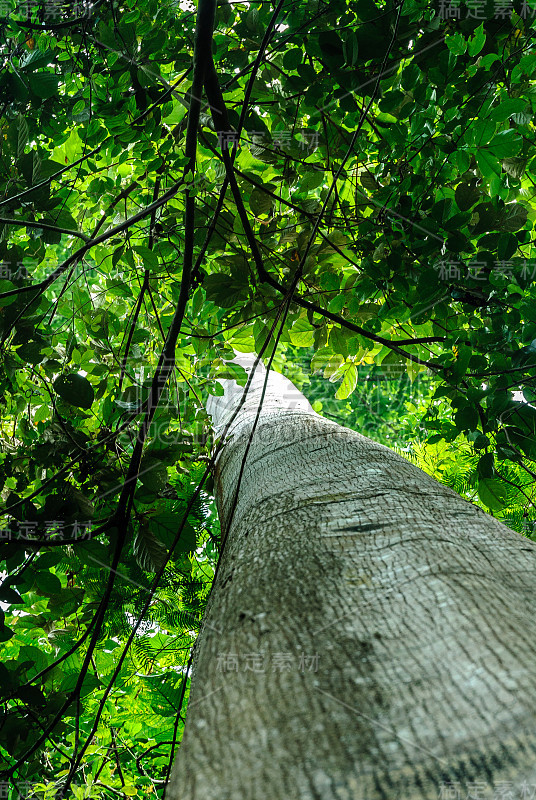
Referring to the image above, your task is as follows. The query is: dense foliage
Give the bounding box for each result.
[0,0,536,796]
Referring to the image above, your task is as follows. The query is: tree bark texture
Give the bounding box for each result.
[169,358,536,800]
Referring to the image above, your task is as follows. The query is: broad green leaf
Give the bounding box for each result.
[475,150,501,180]
[445,33,466,56]
[133,524,168,572]
[454,183,480,212]
[454,404,478,432]
[249,188,273,216]
[139,459,169,492]
[0,583,23,604]
[134,245,159,271]
[53,373,95,409]
[0,280,17,307]
[478,477,507,511]
[335,362,358,399]
[149,513,197,553]
[499,203,528,233]
[487,130,522,159]
[204,273,246,308]
[289,317,315,347]
[30,72,60,99]
[468,24,486,57]
[34,571,62,596]
[488,98,527,122]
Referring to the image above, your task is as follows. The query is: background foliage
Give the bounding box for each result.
[0,0,536,796]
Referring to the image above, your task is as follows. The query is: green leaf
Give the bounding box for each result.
[134,245,159,271]
[133,524,168,572]
[450,344,472,380]
[454,183,480,212]
[53,374,95,409]
[360,170,379,191]
[502,157,527,180]
[497,232,518,260]
[15,114,29,159]
[472,119,496,146]
[445,33,466,56]
[477,452,495,478]
[454,404,478,431]
[468,23,486,57]
[17,685,46,707]
[228,325,255,353]
[289,316,315,347]
[446,231,471,253]
[0,583,23,604]
[342,32,359,66]
[60,672,100,696]
[149,512,196,553]
[480,53,500,69]
[454,150,470,173]
[283,48,302,70]
[300,170,324,192]
[486,130,522,159]
[139,459,169,492]
[488,98,527,122]
[475,150,501,180]
[249,188,273,216]
[204,273,246,308]
[0,280,17,307]
[330,326,351,359]
[17,339,45,364]
[335,362,358,400]
[48,588,85,615]
[30,72,60,99]
[34,571,62,596]
[499,203,528,233]
[477,477,507,511]
[0,624,14,643]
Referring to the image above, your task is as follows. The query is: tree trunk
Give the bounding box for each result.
[169,358,536,800]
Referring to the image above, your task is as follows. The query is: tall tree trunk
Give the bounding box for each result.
[169,358,536,800]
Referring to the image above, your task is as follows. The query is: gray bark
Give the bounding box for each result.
[169,357,536,800]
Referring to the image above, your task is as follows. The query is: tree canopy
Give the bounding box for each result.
[0,0,536,796]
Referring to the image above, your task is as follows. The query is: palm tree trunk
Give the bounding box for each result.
[169,358,536,800]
